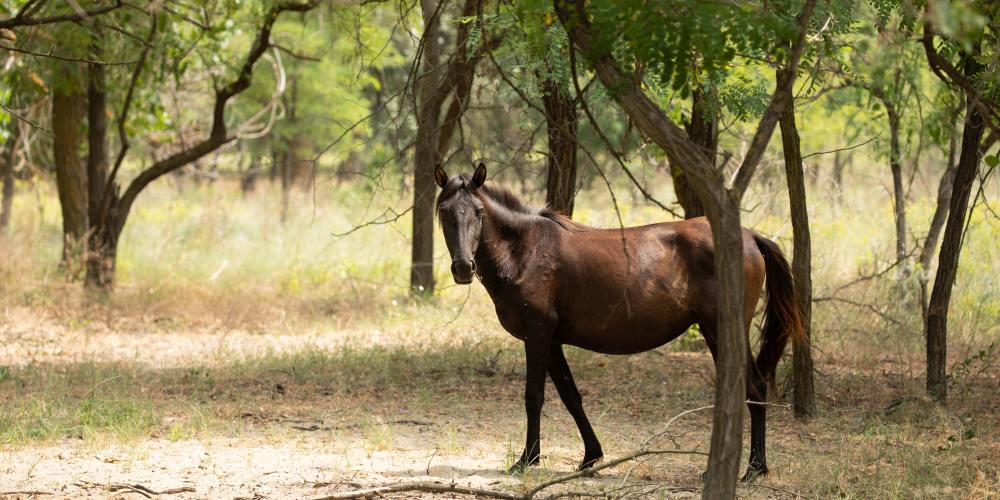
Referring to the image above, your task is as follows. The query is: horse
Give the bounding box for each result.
[433,162,802,481]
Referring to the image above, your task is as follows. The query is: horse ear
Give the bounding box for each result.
[434,164,448,188]
[471,162,487,188]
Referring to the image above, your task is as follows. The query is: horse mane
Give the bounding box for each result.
[476,180,590,232]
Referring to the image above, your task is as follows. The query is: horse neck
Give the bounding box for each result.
[474,198,536,285]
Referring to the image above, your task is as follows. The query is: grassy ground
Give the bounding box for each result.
[1,174,998,498]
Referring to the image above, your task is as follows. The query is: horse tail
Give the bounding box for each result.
[752,233,804,387]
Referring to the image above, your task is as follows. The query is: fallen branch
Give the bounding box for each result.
[313,480,523,500]
[75,481,195,497]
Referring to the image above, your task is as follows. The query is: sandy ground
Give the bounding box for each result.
[2,306,997,499]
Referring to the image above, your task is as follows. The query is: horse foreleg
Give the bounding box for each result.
[509,335,552,474]
[548,345,603,470]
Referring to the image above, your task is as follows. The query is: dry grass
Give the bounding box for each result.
[0,173,998,498]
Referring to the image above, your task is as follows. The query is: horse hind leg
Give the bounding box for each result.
[697,318,769,482]
[742,351,769,482]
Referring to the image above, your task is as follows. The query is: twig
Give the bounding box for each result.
[0,101,52,137]
[2,45,136,65]
[801,132,881,160]
[331,205,413,240]
[812,296,901,325]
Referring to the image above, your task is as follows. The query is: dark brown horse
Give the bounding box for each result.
[434,163,802,480]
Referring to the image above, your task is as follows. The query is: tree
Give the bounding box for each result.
[541,71,578,216]
[410,0,499,296]
[50,62,87,267]
[676,87,714,219]
[553,0,816,495]
[84,1,325,288]
[778,72,816,419]
[920,1,998,403]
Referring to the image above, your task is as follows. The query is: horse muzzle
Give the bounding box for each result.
[451,259,476,284]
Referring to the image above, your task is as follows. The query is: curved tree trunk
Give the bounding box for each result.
[554,1,815,496]
[541,77,578,216]
[926,86,986,403]
[778,86,816,419]
[52,69,88,268]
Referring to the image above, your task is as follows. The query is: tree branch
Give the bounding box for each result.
[0,0,123,29]
[729,0,818,195]
[110,0,322,234]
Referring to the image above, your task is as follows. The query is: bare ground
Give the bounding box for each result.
[2,306,999,499]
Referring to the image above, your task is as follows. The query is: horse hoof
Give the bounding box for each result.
[577,454,603,471]
[740,465,768,483]
[507,455,540,475]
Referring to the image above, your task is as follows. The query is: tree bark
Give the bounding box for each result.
[887,108,909,277]
[410,0,484,296]
[919,130,958,317]
[410,0,447,296]
[926,84,986,404]
[541,77,578,216]
[51,69,88,266]
[85,43,111,288]
[676,87,714,218]
[778,86,816,419]
[0,134,15,233]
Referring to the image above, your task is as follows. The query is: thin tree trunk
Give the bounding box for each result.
[52,71,89,267]
[887,109,909,278]
[926,71,986,404]
[85,45,111,288]
[832,150,846,203]
[0,134,15,233]
[675,88,714,219]
[541,77,578,216]
[919,130,958,317]
[778,87,816,419]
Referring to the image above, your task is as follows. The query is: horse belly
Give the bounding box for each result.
[555,291,695,354]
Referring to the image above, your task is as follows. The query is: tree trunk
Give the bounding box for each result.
[832,150,846,203]
[409,0,446,297]
[925,88,986,404]
[674,87,715,219]
[919,130,958,317]
[52,71,88,267]
[778,89,816,419]
[887,109,909,278]
[541,77,578,216]
[1,134,15,233]
[699,199,751,498]
[85,50,111,288]
[280,151,291,223]
[410,0,485,296]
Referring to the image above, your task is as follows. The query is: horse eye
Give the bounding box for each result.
[475,208,483,217]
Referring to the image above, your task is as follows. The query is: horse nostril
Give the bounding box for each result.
[452,260,474,276]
